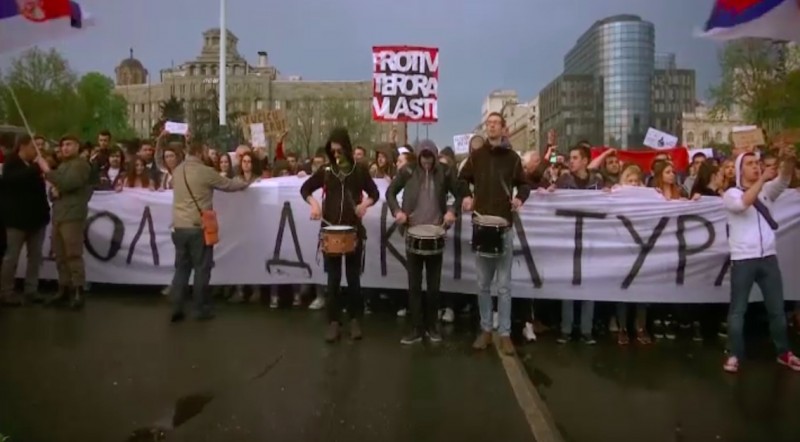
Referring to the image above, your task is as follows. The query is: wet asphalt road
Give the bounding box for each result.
[0,296,532,442]
[520,332,800,442]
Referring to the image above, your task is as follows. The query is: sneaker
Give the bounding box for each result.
[664,320,677,340]
[653,320,665,339]
[308,297,325,310]
[556,333,571,344]
[717,322,728,338]
[617,330,630,346]
[269,294,279,309]
[492,311,499,330]
[636,328,653,345]
[581,334,597,346]
[401,331,423,345]
[426,329,443,343]
[609,317,619,333]
[396,308,407,318]
[325,322,341,343]
[523,322,537,342]
[161,285,171,296]
[441,308,455,324]
[292,293,302,307]
[723,356,739,373]
[777,352,800,371]
[472,331,492,350]
[499,336,515,355]
[349,319,363,340]
[691,322,703,342]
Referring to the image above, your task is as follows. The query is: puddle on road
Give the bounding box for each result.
[126,354,283,441]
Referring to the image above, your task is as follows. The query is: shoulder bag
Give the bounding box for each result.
[183,165,219,246]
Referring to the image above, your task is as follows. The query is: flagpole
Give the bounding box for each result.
[219,0,227,127]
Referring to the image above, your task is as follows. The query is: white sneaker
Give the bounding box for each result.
[493,311,499,330]
[441,308,455,323]
[523,322,537,342]
[397,308,407,318]
[269,294,279,309]
[309,297,325,310]
[723,356,739,373]
[292,293,302,307]
[161,285,171,296]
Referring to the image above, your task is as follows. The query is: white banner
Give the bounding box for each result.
[16,178,800,303]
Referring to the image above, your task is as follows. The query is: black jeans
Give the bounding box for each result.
[325,242,364,324]
[170,228,214,317]
[407,252,443,332]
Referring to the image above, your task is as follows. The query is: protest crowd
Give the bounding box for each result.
[1,111,799,375]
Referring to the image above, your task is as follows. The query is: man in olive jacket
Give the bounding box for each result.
[45,135,93,309]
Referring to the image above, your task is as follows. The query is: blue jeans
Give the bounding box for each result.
[727,256,789,359]
[475,230,514,336]
[170,228,215,317]
[561,300,595,336]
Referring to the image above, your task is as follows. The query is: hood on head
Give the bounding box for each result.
[734,152,758,189]
[468,134,484,149]
[324,127,353,163]
[414,139,439,165]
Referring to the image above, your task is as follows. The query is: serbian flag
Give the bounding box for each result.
[591,147,690,174]
[0,0,93,53]
[700,0,800,42]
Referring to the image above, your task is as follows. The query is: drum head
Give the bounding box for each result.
[408,224,445,238]
[323,225,354,232]
[475,215,509,227]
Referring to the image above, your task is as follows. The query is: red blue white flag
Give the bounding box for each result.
[701,0,800,41]
[0,0,94,53]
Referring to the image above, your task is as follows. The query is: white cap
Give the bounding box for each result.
[397,147,411,155]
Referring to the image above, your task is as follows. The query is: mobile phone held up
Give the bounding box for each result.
[549,153,557,164]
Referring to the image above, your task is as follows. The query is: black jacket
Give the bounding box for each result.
[458,139,530,224]
[299,128,379,237]
[386,140,469,223]
[1,154,51,231]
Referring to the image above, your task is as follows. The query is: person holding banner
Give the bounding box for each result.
[459,112,530,355]
[300,127,380,343]
[722,146,800,373]
[386,139,467,345]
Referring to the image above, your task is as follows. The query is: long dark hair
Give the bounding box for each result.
[125,157,151,188]
[691,162,720,196]
[237,151,261,181]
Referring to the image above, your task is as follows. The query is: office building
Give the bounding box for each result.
[538,14,696,150]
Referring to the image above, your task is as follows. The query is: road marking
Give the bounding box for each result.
[494,333,564,442]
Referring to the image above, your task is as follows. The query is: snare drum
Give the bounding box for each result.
[406,224,446,255]
[320,225,357,256]
[472,215,509,257]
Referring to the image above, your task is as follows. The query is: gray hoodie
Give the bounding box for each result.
[386,139,469,227]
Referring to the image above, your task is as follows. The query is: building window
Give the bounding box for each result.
[274,100,281,110]
[702,131,710,143]
[255,99,264,110]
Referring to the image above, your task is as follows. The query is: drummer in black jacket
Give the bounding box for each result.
[300,127,380,343]
[459,112,531,355]
[386,139,469,345]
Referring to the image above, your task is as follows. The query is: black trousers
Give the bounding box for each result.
[407,252,443,332]
[324,243,364,324]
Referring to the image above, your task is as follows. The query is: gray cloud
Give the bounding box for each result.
[0,0,720,148]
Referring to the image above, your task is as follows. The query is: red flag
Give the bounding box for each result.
[17,0,72,22]
[590,147,690,174]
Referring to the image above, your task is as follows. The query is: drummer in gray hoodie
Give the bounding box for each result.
[386,139,470,345]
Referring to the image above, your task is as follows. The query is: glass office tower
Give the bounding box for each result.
[564,15,655,149]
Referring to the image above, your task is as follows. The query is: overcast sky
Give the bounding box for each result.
[0,0,722,147]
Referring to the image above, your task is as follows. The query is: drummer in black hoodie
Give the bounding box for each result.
[300,127,380,343]
[459,112,531,355]
[386,139,469,345]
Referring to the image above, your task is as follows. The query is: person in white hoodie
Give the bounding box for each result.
[722,147,799,373]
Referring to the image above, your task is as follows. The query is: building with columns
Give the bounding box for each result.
[681,103,745,149]
[113,28,405,152]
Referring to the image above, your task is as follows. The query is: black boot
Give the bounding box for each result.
[46,285,70,307]
[69,286,85,310]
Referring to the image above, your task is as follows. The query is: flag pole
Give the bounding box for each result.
[219,0,227,127]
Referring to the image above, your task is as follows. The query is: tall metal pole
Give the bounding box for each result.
[219,0,227,127]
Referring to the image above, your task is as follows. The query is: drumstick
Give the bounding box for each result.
[321,218,333,226]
